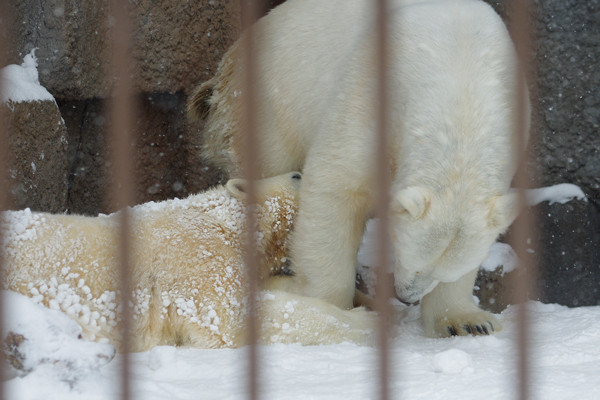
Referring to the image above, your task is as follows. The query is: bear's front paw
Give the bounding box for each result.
[432,311,502,338]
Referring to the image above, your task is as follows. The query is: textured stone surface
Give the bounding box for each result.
[3,100,68,213]
[475,269,515,314]
[5,0,241,99]
[479,0,600,308]
[3,0,240,216]
[59,99,108,215]
[129,1,241,95]
[529,1,600,306]
[534,200,600,306]
[532,0,600,199]
[476,196,599,311]
[5,0,111,100]
[58,94,223,215]
[132,92,224,208]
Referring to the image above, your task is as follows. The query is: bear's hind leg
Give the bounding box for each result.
[420,268,501,338]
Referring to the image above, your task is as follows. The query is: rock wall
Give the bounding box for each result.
[2,100,68,213]
[3,0,241,215]
[6,0,241,99]
[482,0,600,307]
[529,0,599,307]
[2,0,598,306]
[57,93,223,215]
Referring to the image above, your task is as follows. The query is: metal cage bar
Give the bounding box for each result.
[508,1,537,399]
[106,1,137,399]
[374,1,394,400]
[239,1,264,399]
[0,2,8,398]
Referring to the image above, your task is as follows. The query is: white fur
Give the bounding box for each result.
[1,173,376,350]
[192,0,529,337]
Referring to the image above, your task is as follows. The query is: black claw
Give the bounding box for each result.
[482,325,489,335]
[487,321,495,332]
[464,325,473,334]
[475,325,483,334]
[448,326,458,336]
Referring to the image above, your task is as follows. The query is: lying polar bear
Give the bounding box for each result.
[188,0,529,337]
[1,172,375,351]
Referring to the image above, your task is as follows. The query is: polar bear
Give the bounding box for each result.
[188,0,529,337]
[2,172,376,351]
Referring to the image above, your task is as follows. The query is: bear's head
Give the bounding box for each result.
[225,172,302,279]
[389,186,520,303]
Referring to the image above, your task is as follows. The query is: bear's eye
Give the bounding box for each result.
[291,173,302,180]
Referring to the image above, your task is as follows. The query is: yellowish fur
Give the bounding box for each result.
[2,173,376,351]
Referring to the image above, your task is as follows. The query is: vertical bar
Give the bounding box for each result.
[238,1,263,399]
[106,2,136,399]
[0,3,8,398]
[374,1,393,400]
[508,1,536,400]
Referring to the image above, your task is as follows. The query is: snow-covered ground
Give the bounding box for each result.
[4,291,600,400]
[1,179,592,400]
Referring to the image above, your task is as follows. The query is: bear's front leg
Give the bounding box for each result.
[420,268,501,338]
[289,183,370,310]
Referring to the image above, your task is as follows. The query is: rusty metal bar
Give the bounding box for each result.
[508,1,536,400]
[239,1,263,399]
[0,2,8,398]
[106,1,136,399]
[374,1,393,400]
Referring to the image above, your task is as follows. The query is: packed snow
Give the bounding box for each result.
[3,291,600,400]
[2,291,115,383]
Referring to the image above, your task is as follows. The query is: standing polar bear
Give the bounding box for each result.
[189,0,529,337]
[2,173,376,351]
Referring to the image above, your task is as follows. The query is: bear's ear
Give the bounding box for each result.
[187,80,214,121]
[487,192,521,229]
[226,178,248,200]
[394,187,430,219]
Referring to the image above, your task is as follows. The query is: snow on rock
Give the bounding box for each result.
[1,291,115,383]
[480,242,519,274]
[524,183,587,206]
[1,49,55,104]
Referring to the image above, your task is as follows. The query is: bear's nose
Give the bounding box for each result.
[291,172,302,180]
